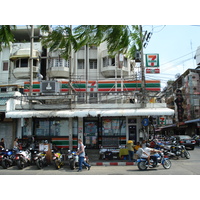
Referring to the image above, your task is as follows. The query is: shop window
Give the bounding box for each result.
[102,118,126,136]
[34,118,69,136]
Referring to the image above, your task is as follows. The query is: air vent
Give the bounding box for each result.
[41,81,60,94]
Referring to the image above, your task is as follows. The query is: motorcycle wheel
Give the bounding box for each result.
[2,160,9,169]
[162,159,171,169]
[17,160,25,169]
[138,161,147,171]
[70,160,75,170]
[36,159,43,169]
[184,151,190,159]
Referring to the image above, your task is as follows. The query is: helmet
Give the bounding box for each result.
[146,143,150,147]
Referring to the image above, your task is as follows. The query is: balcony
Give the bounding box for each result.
[13,66,38,79]
[46,67,69,78]
[101,66,129,78]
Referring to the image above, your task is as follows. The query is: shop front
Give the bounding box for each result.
[5,107,174,151]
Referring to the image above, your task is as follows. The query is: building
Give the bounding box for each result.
[0,26,174,150]
[160,67,200,136]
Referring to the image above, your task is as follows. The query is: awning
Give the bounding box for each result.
[185,118,200,124]
[10,49,39,61]
[6,108,174,118]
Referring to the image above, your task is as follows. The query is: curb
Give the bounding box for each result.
[90,162,135,166]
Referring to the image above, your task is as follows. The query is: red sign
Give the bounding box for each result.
[146,68,160,74]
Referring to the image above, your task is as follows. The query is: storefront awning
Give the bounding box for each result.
[185,118,200,124]
[6,108,174,118]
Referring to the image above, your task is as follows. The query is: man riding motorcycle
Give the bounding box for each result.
[140,143,162,167]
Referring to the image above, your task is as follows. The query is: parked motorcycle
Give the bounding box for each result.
[67,150,90,170]
[137,151,171,170]
[32,150,47,169]
[164,141,190,159]
[52,150,64,169]
[180,145,190,159]
[15,148,32,169]
[0,149,16,169]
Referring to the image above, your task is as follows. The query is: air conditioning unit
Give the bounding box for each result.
[41,81,60,94]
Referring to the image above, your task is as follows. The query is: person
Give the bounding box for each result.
[13,137,19,150]
[141,143,161,167]
[0,138,5,149]
[141,140,147,149]
[76,139,91,172]
[126,140,135,161]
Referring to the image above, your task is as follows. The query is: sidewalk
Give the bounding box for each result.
[86,149,135,166]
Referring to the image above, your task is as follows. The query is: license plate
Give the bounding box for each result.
[186,140,190,143]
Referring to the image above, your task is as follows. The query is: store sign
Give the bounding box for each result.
[159,117,166,125]
[146,68,160,74]
[145,54,160,67]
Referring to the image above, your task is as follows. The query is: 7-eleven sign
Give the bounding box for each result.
[159,117,166,125]
[145,54,159,67]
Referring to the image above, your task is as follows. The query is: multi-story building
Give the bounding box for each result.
[0,26,174,150]
[162,67,200,136]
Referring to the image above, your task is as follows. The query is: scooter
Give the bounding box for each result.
[137,151,171,171]
[15,148,32,169]
[68,149,90,170]
[32,150,47,169]
[52,150,64,169]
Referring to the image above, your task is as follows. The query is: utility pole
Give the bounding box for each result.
[140,25,146,108]
[29,25,34,109]
[69,25,73,150]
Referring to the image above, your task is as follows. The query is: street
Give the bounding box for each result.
[1,146,200,175]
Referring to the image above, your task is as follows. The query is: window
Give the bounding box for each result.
[34,118,69,136]
[21,59,28,67]
[15,58,37,68]
[89,59,97,69]
[124,57,127,67]
[102,118,126,136]
[103,57,108,67]
[78,59,84,69]
[3,61,8,71]
[103,57,115,67]
[55,58,63,67]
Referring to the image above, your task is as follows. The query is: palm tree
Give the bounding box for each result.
[40,25,143,60]
[0,25,16,51]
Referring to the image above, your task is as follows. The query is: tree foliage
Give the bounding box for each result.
[40,25,143,60]
[0,25,16,51]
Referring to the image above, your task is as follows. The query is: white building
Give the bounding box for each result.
[0,26,174,150]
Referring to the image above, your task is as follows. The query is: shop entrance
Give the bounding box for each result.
[83,118,99,149]
[128,125,137,142]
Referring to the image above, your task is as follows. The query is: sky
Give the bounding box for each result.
[141,25,200,90]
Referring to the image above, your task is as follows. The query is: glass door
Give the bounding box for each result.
[83,118,99,148]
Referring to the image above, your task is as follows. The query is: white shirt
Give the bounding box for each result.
[141,147,151,158]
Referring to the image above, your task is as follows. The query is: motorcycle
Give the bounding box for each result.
[15,148,32,169]
[67,150,89,170]
[164,141,190,159]
[52,150,64,169]
[0,149,16,169]
[32,150,47,169]
[137,151,172,171]
[180,144,190,159]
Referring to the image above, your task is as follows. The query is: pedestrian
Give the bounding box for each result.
[126,140,135,162]
[0,138,5,149]
[76,139,91,172]
[13,137,19,150]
